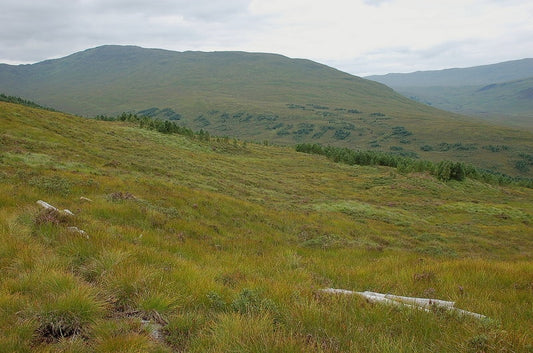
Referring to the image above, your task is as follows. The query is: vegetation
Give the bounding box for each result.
[1,101,532,352]
[295,143,533,186]
[0,93,55,111]
[1,45,533,176]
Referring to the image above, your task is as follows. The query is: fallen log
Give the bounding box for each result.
[321,288,486,319]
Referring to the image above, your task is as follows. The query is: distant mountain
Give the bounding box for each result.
[366,58,533,87]
[1,45,533,175]
[0,45,414,117]
[367,59,533,129]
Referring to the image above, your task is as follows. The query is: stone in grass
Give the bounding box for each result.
[67,226,89,239]
[36,200,74,216]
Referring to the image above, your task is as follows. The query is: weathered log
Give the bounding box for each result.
[36,200,58,211]
[321,288,486,319]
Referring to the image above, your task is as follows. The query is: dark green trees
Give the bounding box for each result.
[435,161,466,181]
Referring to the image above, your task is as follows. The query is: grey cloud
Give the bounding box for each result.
[1,0,531,74]
[0,0,262,62]
[330,34,533,77]
[83,0,252,21]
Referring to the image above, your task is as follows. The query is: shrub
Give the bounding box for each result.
[515,160,530,173]
[435,161,465,181]
[34,208,71,226]
[295,143,531,187]
[333,129,350,140]
[28,176,71,196]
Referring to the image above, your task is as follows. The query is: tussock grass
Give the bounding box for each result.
[1,102,532,352]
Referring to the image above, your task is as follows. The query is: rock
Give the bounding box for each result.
[36,200,74,216]
[67,226,89,239]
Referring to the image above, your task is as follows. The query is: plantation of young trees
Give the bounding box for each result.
[295,143,532,187]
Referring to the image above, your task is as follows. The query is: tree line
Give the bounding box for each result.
[94,112,211,141]
[0,93,56,111]
[295,143,533,188]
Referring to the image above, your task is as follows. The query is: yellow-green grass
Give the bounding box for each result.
[1,101,532,352]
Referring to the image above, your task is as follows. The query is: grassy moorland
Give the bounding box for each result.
[0,101,532,352]
[2,46,533,176]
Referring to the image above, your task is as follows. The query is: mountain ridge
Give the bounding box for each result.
[366,58,533,87]
[366,59,533,129]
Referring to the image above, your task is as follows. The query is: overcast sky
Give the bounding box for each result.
[1,0,532,76]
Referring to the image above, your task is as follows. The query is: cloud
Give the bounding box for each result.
[0,0,531,75]
[0,0,265,62]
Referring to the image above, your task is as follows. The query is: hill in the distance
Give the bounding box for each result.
[0,101,531,352]
[1,45,533,176]
[367,59,533,129]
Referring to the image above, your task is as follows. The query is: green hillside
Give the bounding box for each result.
[1,45,533,176]
[1,101,532,352]
[0,45,420,117]
[367,60,533,130]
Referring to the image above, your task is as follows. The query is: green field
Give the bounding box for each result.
[2,46,533,176]
[1,101,532,352]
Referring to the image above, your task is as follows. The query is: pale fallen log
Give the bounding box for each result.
[36,200,74,216]
[378,292,455,309]
[359,291,430,312]
[36,200,58,211]
[321,288,486,319]
[322,289,430,312]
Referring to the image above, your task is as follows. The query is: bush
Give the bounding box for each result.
[435,161,465,181]
[295,143,532,187]
[515,160,530,173]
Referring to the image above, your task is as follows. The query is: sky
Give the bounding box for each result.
[1,0,532,76]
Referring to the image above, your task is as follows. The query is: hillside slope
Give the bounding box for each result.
[367,59,533,129]
[0,45,422,116]
[2,45,533,176]
[1,101,532,352]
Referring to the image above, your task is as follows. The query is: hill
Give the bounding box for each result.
[1,101,532,352]
[367,59,533,130]
[1,45,533,176]
[0,102,533,352]
[366,58,533,87]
